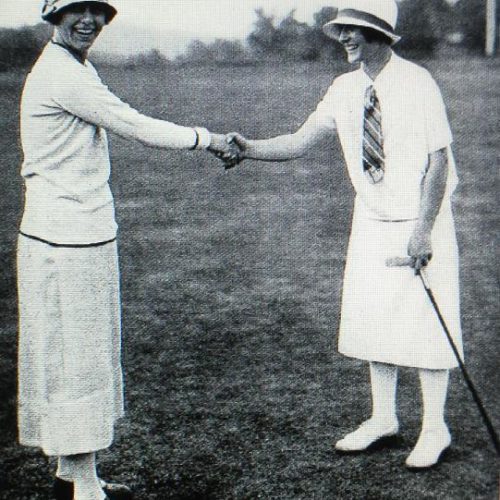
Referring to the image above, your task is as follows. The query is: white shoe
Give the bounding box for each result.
[405,425,451,469]
[335,419,399,452]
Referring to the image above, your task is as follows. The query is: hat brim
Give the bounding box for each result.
[323,17,401,45]
[42,0,117,24]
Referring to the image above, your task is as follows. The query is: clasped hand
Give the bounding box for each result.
[207,133,247,170]
[407,225,432,274]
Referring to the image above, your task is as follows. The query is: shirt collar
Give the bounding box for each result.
[359,51,400,88]
[50,39,87,65]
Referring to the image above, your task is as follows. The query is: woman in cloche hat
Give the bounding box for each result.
[18,1,236,499]
[228,0,462,470]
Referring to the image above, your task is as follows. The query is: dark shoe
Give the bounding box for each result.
[99,479,134,499]
[53,478,72,500]
[54,477,133,499]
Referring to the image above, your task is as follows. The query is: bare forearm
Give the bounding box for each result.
[243,133,308,162]
[416,148,448,233]
[407,148,448,270]
[228,119,330,167]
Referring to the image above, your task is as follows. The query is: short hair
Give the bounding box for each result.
[47,11,63,25]
[360,26,393,46]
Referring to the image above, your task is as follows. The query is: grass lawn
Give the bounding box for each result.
[0,55,498,499]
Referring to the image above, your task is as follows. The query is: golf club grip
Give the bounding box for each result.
[419,276,500,456]
[386,256,413,267]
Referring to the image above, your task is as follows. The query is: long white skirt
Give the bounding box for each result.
[17,235,124,456]
[338,199,463,369]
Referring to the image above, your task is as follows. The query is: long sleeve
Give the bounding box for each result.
[51,61,198,149]
[19,43,206,244]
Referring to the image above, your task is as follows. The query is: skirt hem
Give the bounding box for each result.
[339,350,460,370]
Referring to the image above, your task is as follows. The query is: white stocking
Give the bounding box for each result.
[418,368,449,431]
[57,453,105,500]
[369,361,398,425]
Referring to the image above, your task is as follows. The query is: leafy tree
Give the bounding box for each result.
[454,0,499,52]
[181,40,216,64]
[209,39,247,64]
[313,6,338,29]
[247,8,340,62]
[247,8,279,57]
[396,0,452,55]
[311,6,344,61]
[275,10,318,61]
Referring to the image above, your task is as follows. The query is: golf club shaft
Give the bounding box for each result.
[418,270,500,456]
[386,256,500,455]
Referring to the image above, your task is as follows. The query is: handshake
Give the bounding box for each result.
[207,133,247,170]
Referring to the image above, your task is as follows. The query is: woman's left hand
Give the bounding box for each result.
[407,226,432,274]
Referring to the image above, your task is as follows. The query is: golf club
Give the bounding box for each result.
[386,256,500,456]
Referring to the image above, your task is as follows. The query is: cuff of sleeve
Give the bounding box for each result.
[193,127,211,150]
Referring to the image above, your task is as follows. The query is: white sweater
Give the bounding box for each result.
[20,42,202,244]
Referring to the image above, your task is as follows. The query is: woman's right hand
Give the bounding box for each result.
[207,133,241,167]
[222,132,248,169]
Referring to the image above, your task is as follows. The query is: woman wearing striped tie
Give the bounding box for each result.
[228,0,462,469]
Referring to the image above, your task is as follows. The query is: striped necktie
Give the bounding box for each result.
[362,86,385,184]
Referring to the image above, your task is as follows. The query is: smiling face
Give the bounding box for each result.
[338,24,388,64]
[337,24,371,64]
[54,3,107,57]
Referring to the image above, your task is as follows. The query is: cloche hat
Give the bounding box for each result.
[323,0,401,44]
[42,0,117,24]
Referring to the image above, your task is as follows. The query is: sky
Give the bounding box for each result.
[0,0,338,56]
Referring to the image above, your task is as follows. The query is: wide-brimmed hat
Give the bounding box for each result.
[42,0,117,24]
[323,0,401,45]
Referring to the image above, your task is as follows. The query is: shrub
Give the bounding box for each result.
[124,49,169,69]
[0,23,51,71]
[177,39,250,65]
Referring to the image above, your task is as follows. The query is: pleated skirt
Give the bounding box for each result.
[17,235,124,456]
[338,199,463,369]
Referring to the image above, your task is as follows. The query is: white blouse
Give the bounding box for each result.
[304,53,458,221]
[20,42,203,244]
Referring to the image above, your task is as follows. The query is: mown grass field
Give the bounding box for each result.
[0,54,499,499]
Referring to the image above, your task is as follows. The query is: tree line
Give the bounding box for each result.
[181,0,497,64]
[0,0,496,71]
